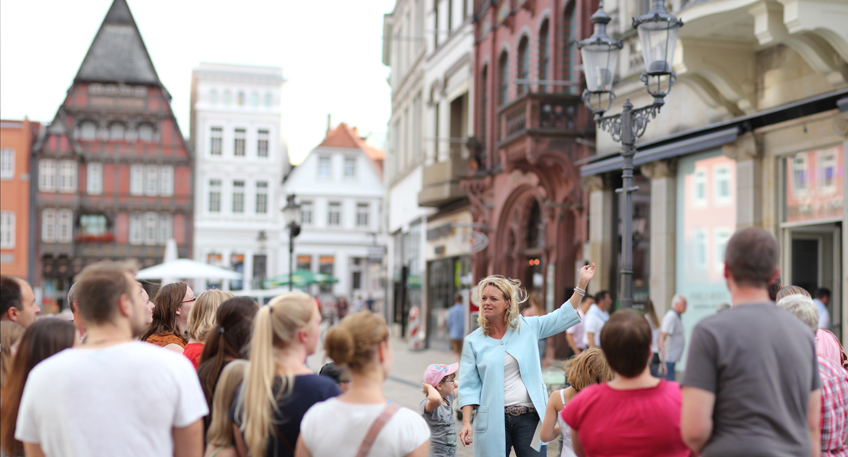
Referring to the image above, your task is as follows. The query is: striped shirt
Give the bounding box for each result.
[819,354,848,457]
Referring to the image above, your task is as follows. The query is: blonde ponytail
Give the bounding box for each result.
[241,292,316,457]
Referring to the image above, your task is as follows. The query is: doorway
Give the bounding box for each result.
[784,223,842,339]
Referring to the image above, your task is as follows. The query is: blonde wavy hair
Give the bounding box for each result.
[188,290,234,341]
[240,292,317,457]
[474,275,527,336]
[565,348,614,391]
[325,311,390,373]
[206,359,248,448]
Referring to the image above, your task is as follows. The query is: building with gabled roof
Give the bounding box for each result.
[33,0,193,309]
[281,122,385,305]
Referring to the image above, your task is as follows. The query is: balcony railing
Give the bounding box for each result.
[497,92,585,146]
[418,147,468,207]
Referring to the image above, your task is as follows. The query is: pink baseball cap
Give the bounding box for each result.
[423,363,459,385]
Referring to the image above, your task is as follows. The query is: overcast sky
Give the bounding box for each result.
[0,0,395,164]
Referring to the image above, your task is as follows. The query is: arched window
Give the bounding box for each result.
[237,91,245,106]
[264,92,273,107]
[109,122,125,141]
[562,4,577,94]
[250,92,259,107]
[517,36,530,96]
[480,65,488,149]
[538,20,550,93]
[223,90,232,105]
[137,123,154,142]
[498,51,509,106]
[209,89,218,105]
[79,121,97,140]
[525,199,543,249]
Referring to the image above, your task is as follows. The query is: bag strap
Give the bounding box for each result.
[355,402,402,457]
[272,422,295,453]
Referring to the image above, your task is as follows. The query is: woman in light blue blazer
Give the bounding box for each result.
[458,263,596,457]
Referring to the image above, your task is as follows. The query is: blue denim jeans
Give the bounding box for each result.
[504,412,547,457]
[665,361,676,381]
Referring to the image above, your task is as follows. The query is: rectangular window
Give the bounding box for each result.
[327,202,341,226]
[144,212,158,245]
[87,162,103,195]
[57,209,73,242]
[819,151,837,194]
[145,165,158,196]
[352,271,362,290]
[253,254,267,287]
[39,160,56,192]
[158,214,173,244]
[714,165,731,205]
[344,157,356,178]
[791,154,809,196]
[714,228,732,272]
[159,166,174,196]
[42,209,56,242]
[129,214,143,245]
[356,203,369,227]
[257,129,269,157]
[296,255,312,271]
[209,179,222,213]
[693,169,707,206]
[0,148,14,179]
[694,229,707,268]
[234,128,246,157]
[0,211,15,248]
[130,164,144,196]
[59,161,77,193]
[300,201,313,225]
[232,180,245,213]
[255,181,268,214]
[318,156,331,178]
[210,127,223,156]
[319,256,334,293]
[79,214,107,237]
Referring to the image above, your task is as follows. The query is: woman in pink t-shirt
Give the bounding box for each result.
[562,309,690,457]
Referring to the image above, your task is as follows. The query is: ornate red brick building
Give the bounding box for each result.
[34,0,192,308]
[463,0,596,319]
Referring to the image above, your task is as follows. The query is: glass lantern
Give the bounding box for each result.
[578,3,623,117]
[633,0,683,105]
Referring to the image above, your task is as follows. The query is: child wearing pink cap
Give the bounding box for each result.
[421,363,459,457]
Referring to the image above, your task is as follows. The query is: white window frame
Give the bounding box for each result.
[713,165,731,205]
[714,227,732,272]
[0,148,14,180]
[693,168,707,206]
[109,122,125,141]
[232,180,245,213]
[791,154,809,197]
[59,161,77,193]
[318,156,331,179]
[144,212,158,245]
[130,164,145,196]
[145,165,158,196]
[328,202,341,226]
[234,128,246,157]
[344,156,357,178]
[79,121,97,140]
[159,166,174,196]
[693,229,708,269]
[209,179,222,213]
[129,214,143,245]
[255,181,268,214]
[356,203,369,227]
[158,214,173,245]
[42,209,56,242]
[210,126,223,156]
[39,160,56,192]
[87,162,103,195]
[301,201,313,225]
[818,150,837,195]
[0,211,15,249]
[257,129,269,158]
[57,209,73,243]
[137,123,155,142]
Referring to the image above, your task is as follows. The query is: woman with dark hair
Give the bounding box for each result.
[197,297,259,428]
[141,282,195,353]
[563,309,688,457]
[0,319,76,457]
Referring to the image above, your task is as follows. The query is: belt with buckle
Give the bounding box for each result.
[505,405,536,416]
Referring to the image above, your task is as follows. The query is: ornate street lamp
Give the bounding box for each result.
[577,0,682,309]
[282,194,302,292]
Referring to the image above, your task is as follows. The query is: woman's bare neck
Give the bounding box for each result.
[338,371,386,404]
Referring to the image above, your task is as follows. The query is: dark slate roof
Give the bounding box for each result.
[74,0,162,85]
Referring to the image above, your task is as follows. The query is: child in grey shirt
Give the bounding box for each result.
[421,363,459,457]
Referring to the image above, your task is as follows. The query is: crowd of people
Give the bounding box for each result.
[0,226,845,457]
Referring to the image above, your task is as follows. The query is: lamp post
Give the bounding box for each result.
[577,0,683,309]
[282,194,302,292]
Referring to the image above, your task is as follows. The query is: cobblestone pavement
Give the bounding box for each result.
[307,324,562,457]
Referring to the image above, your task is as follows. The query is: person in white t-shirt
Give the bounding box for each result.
[15,260,208,457]
[297,311,430,457]
[583,291,612,349]
[566,296,594,356]
[660,294,687,381]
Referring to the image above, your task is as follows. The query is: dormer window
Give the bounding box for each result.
[109,122,125,141]
[137,123,154,142]
[79,121,97,140]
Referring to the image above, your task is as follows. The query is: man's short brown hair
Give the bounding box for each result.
[73,260,138,325]
[724,227,778,289]
[600,309,651,378]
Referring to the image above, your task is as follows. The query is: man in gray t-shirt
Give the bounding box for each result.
[681,228,822,457]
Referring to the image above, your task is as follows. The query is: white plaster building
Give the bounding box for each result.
[189,63,286,292]
[281,123,385,303]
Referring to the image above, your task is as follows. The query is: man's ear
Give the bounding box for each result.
[117,293,132,318]
[6,307,19,321]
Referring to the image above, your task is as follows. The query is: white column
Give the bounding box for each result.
[641,161,677,316]
[723,132,763,229]
[586,176,614,294]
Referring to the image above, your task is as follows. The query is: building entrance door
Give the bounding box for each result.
[784,223,842,339]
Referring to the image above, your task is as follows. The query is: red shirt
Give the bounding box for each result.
[562,379,690,457]
[182,343,204,369]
